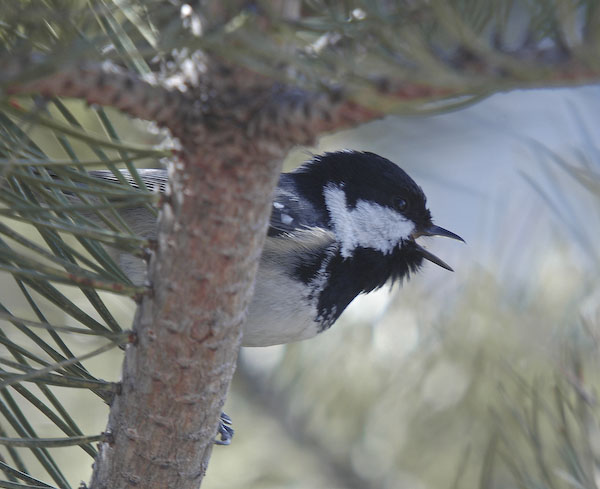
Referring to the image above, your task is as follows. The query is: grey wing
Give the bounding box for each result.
[85,169,166,238]
[77,169,163,240]
[82,169,167,283]
[87,169,168,194]
[269,177,329,237]
[88,169,328,238]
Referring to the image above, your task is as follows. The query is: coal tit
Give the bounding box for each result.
[89,150,463,346]
[81,149,465,445]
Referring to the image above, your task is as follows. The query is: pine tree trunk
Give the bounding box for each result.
[88,147,283,488]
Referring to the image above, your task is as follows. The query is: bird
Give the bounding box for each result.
[85,149,464,443]
[87,150,463,346]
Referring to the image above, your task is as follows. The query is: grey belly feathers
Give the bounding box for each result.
[246,228,335,346]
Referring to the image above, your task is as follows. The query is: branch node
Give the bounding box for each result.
[101,430,115,446]
[128,330,139,346]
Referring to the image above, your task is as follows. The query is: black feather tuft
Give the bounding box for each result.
[295,242,424,332]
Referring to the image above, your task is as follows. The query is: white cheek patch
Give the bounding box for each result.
[324,185,415,258]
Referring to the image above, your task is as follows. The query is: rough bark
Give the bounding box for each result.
[87,132,282,488]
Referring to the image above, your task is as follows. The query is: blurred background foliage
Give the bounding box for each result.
[1,1,600,489]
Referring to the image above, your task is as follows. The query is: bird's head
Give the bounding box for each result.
[293,150,463,271]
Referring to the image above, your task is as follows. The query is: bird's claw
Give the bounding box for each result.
[215,412,234,445]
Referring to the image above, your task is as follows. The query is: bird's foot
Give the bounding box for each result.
[215,412,234,445]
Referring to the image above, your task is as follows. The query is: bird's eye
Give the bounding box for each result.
[393,197,408,212]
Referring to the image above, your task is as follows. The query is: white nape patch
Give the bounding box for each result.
[280,214,293,225]
[324,185,414,258]
[273,202,284,209]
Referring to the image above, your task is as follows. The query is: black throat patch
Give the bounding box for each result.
[294,243,424,332]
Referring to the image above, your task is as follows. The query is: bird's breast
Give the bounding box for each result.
[242,228,336,347]
[242,255,320,347]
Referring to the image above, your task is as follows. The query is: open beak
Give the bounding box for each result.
[411,225,464,272]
